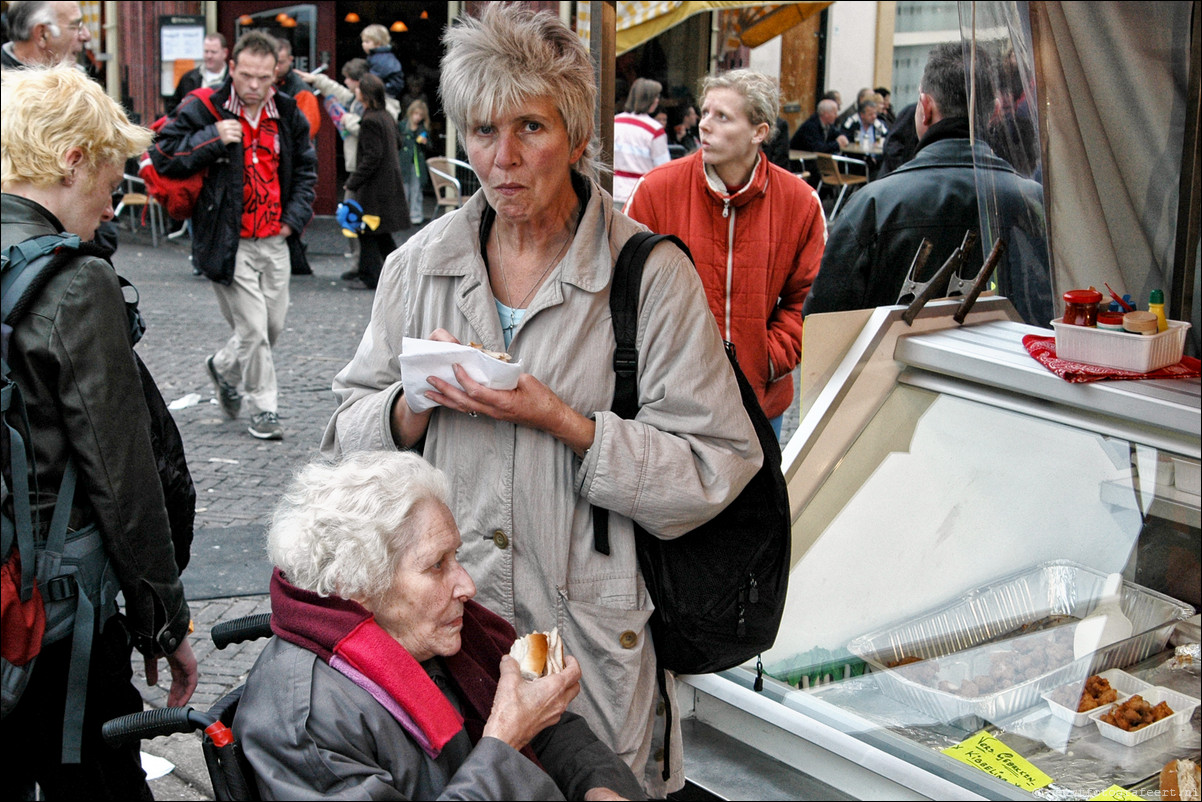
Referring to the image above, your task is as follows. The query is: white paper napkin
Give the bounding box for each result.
[399,337,523,412]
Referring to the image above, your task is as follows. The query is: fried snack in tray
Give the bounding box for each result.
[468,342,512,362]
[1098,694,1174,732]
[1050,674,1119,712]
[881,617,1080,698]
[939,624,1075,698]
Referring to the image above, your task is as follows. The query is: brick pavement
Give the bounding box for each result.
[113,210,802,798]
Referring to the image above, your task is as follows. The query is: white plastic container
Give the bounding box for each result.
[1050,318,1190,373]
[1172,457,1201,495]
[1088,685,1201,746]
[1041,668,1151,727]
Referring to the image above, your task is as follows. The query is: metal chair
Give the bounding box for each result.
[114,174,165,246]
[444,156,480,197]
[426,157,463,217]
[814,153,868,221]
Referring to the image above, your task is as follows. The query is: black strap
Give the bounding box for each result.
[591,233,690,556]
[658,665,673,782]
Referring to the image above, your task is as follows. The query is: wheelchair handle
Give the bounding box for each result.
[102,706,214,748]
[211,613,273,649]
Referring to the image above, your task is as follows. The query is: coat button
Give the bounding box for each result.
[619,630,638,649]
[656,699,666,716]
[654,748,665,763]
[492,530,509,549]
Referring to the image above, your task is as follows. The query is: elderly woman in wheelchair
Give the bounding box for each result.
[234,451,643,800]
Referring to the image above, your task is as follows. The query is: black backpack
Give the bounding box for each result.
[592,232,791,675]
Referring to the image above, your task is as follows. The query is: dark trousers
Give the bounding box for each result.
[4,615,152,801]
[358,231,397,289]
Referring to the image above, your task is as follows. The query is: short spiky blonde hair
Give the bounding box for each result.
[1,66,152,188]
[439,3,600,181]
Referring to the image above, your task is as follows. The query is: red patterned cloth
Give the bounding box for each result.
[1022,335,1201,382]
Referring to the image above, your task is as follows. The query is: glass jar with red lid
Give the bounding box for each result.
[1062,289,1103,326]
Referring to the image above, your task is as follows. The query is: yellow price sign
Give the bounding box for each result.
[1090,786,1145,801]
[942,731,1053,792]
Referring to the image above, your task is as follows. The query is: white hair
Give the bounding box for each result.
[268,451,450,604]
[8,1,60,41]
[439,3,600,182]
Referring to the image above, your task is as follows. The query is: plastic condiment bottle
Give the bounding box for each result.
[1148,289,1168,332]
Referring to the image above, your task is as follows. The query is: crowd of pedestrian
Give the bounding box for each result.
[2,2,1051,800]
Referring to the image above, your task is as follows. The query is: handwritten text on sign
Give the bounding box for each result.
[942,731,1052,792]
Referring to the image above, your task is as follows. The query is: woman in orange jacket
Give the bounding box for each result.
[624,69,826,437]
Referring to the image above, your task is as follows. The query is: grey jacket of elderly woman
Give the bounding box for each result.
[321,176,762,791]
[236,620,644,800]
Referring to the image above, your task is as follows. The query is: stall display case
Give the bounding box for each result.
[677,298,1200,801]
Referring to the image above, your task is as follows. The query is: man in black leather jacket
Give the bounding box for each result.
[803,43,1052,327]
[2,64,197,800]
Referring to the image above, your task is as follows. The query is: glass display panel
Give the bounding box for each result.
[756,384,1198,798]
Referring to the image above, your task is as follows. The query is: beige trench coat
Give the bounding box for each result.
[322,180,761,795]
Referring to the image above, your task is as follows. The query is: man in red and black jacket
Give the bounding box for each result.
[151,30,316,442]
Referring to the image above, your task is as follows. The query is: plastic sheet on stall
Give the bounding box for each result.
[956,2,1053,328]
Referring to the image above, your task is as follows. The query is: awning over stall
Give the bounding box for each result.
[577,1,833,55]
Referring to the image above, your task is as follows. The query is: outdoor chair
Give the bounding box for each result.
[814,153,868,221]
[427,156,463,217]
[114,174,165,247]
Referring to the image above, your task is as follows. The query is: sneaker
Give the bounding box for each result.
[248,411,284,440]
[206,355,241,419]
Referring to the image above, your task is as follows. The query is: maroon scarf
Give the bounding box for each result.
[270,569,540,766]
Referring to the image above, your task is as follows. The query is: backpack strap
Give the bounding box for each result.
[591,232,690,556]
[193,86,221,122]
[2,235,82,325]
[40,460,87,761]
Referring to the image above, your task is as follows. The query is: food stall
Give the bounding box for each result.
[672,2,1200,795]
[675,297,1199,800]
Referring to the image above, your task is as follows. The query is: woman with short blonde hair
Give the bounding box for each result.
[326,6,762,797]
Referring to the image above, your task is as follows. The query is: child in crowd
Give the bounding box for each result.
[399,99,433,226]
[360,23,405,99]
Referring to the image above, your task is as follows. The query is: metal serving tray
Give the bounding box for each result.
[846,561,1194,729]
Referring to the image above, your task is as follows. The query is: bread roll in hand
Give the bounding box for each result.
[509,628,565,680]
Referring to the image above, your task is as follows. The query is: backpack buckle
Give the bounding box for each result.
[42,575,77,602]
[612,346,637,376]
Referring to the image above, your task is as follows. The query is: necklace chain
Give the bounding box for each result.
[496,227,572,312]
